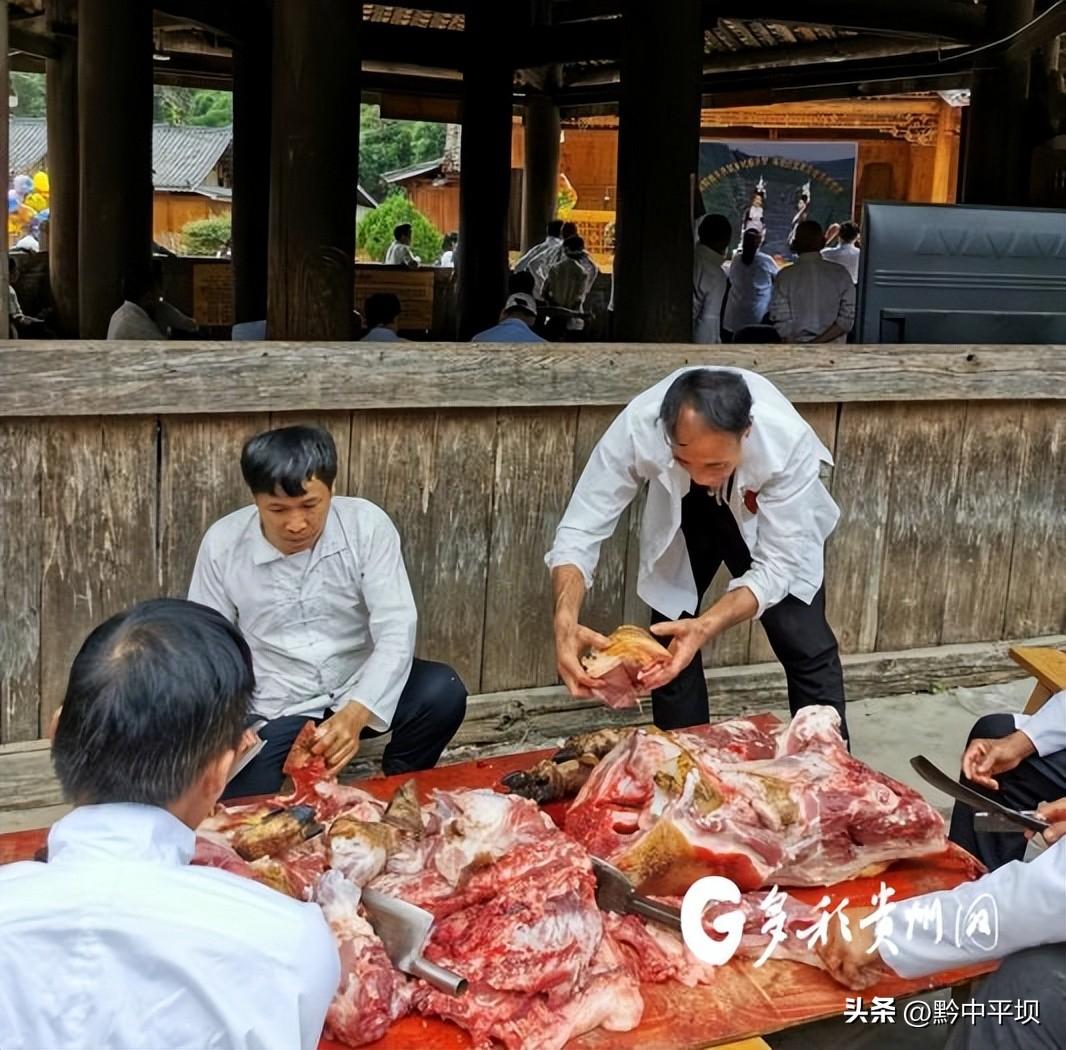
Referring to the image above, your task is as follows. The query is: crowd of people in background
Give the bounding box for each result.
[8,170,50,253]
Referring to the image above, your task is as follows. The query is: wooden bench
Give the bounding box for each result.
[1009,646,1066,714]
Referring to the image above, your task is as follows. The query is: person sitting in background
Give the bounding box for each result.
[724,227,778,337]
[362,292,405,342]
[821,220,861,283]
[770,220,855,343]
[438,232,458,267]
[14,216,40,252]
[544,234,598,340]
[513,219,564,298]
[7,256,51,338]
[692,213,731,344]
[189,426,468,796]
[107,270,198,340]
[471,292,546,343]
[0,598,339,1050]
[947,690,1066,871]
[384,223,420,269]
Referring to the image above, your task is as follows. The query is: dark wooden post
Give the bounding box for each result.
[231,2,271,326]
[960,0,1035,205]
[77,0,152,338]
[267,0,359,340]
[0,1,7,338]
[46,0,78,335]
[457,0,515,339]
[521,91,561,252]
[613,0,703,342]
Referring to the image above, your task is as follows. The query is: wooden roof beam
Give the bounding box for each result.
[712,1,988,43]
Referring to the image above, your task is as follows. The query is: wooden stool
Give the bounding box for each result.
[1009,646,1066,714]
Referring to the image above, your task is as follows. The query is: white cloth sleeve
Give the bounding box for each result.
[1014,690,1066,756]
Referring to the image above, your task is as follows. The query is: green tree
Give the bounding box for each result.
[358,104,445,200]
[180,215,231,256]
[10,73,46,118]
[153,87,232,127]
[357,191,441,263]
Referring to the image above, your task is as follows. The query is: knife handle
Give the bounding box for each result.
[410,955,468,996]
[630,896,682,931]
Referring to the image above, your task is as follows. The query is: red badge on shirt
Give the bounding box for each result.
[743,489,759,514]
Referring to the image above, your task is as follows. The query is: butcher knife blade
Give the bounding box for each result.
[359,887,468,996]
[591,856,682,931]
[910,755,1050,833]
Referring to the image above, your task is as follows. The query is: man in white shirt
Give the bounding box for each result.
[820,220,861,283]
[189,425,467,797]
[547,367,846,737]
[384,223,420,269]
[471,292,547,343]
[770,220,856,343]
[362,292,406,341]
[693,214,731,344]
[0,598,340,1050]
[513,219,564,299]
[818,823,1065,1048]
[948,690,1066,870]
[543,234,599,338]
[106,270,198,340]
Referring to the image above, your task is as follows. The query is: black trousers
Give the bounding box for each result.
[650,483,847,739]
[222,658,467,799]
[948,712,1066,870]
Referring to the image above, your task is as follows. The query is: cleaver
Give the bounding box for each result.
[360,887,468,996]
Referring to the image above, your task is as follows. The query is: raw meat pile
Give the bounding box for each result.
[564,706,952,893]
[192,710,962,1049]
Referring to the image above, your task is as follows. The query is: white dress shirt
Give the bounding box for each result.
[1013,689,1066,754]
[384,242,420,267]
[724,251,779,333]
[821,242,861,283]
[770,253,856,343]
[546,367,839,620]
[188,498,417,731]
[693,244,728,344]
[0,804,339,1050]
[882,838,1066,979]
[514,235,563,298]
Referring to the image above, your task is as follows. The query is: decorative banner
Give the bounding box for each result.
[699,140,857,257]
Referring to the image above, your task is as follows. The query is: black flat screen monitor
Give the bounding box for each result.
[858,202,1066,343]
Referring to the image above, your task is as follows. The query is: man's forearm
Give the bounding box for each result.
[698,586,758,638]
[552,564,588,625]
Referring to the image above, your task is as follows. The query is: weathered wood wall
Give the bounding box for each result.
[1,345,1064,748]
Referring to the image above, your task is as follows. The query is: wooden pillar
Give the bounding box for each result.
[77,0,152,338]
[46,0,79,335]
[614,0,703,342]
[267,0,359,340]
[961,0,1035,206]
[231,3,271,326]
[457,0,515,339]
[521,92,560,252]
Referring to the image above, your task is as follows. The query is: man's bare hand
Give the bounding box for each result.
[961,731,1035,791]
[1033,796,1066,845]
[554,619,610,698]
[639,617,712,692]
[816,906,883,990]
[313,702,372,777]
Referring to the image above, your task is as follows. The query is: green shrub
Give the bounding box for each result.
[357,191,442,264]
[180,216,231,256]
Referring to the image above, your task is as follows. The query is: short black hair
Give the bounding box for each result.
[561,221,578,239]
[547,219,564,238]
[563,234,585,253]
[839,221,860,243]
[659,369,753,440]
[508,269,536,295]
[52,599,254,806]
[121,268,159,303]
[393,223,412,240]
[366,292,402,328]
[698,213,732,249]
[240,425,338,496]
